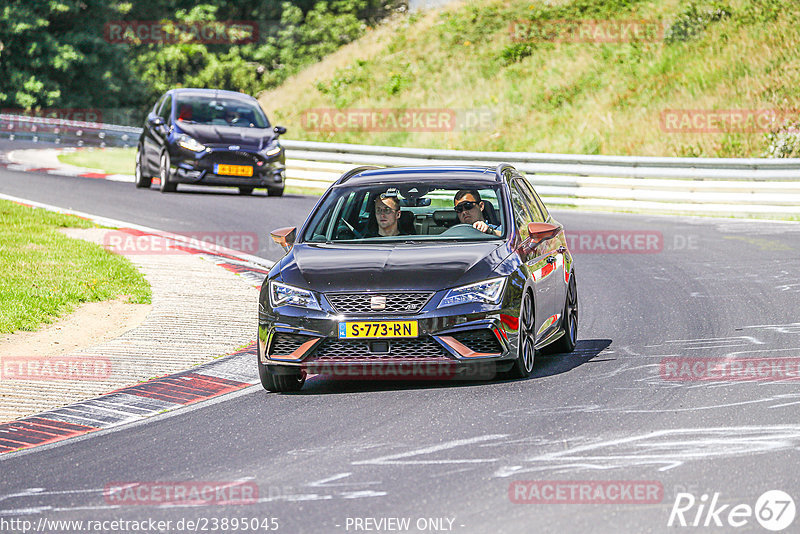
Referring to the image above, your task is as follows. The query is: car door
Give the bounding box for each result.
[509,181,554,341]
[518,176,569,319]
[143,94,171,170]
[511,178,563,342]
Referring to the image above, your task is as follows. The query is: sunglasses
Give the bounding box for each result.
[454,201,479,213]
[375,207,398,215]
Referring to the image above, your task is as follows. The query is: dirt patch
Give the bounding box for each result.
[0,297,151,357]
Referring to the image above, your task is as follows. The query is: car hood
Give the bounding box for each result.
[280,242,509,292]
[176,123,274,149]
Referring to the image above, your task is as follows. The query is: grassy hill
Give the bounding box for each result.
[259,0,800,157]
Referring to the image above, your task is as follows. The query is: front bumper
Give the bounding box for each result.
[258,299,520,377]
[169,146,285,188]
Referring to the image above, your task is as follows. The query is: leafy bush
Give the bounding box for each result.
[763,121,800,158]
[0,0,404,114]
[664,2,732,43]
[500,42,534,65]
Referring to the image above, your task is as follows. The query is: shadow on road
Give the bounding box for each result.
[275,338,613,395]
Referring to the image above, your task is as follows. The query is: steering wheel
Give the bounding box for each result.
[439,223,488,238]
[338,217,363,239]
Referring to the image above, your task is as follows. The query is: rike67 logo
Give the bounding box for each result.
[668,490,795,531]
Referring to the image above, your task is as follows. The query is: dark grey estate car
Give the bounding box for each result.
[257,164,578,392]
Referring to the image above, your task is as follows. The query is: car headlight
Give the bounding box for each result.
[177,134,206,152]
[269,280,321,311]
[438,277,507,308]
[265,142,282,157]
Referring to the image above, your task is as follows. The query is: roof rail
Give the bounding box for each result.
[335,165,382,185]
[495,163,516,182]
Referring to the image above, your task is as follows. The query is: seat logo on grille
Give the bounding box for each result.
[370,296,386,310]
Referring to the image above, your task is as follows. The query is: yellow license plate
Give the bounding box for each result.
[215,164,253,177]
[338,321,418,339]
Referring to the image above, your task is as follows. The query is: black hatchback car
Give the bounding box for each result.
[135,88,287,196]
[257,164,578,392]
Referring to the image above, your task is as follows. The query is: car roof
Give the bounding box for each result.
[168,88,257,102]
[338,166,507,187]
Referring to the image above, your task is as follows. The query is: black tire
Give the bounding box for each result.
[546,272,578,354]
[159,151,177,193]
[238,187,254,195]
[267,186,284,197]
[507,290,535,379]
[258,360,306,392]
[134,146,152,189]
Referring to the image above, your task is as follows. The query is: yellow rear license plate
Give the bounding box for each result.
[338,321,418,339]
[215,164,253,177]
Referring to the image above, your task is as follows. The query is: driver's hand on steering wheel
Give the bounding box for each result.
[472,221,500,236]
[473,221,490,233]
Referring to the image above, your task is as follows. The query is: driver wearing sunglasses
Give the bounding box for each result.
[454,190,501,236]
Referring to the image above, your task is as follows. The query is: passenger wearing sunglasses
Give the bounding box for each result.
[454,190,501,236]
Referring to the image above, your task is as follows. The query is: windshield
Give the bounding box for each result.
[174,95,270,128]
[302,182,506,243]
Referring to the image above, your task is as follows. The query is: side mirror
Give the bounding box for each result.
[274,125,287,135]
[149,116,165,127]
[270,226,296,253]
[527,222,560,243]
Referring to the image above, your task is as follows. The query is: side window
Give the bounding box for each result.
[519,177,550,221]
[509,183,534,242]
[514,178,545,223]
[153,96,165,115]
[158,95,172,121]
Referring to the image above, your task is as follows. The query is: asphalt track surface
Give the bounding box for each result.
[2,140,800,533]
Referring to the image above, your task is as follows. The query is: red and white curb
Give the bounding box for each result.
[0,346,259,454]
[0,194,275,455]
[2,148,135,183]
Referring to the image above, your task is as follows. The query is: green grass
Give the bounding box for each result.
[0,200,151,334]
[58,147,136,175]
[260,0,800,158]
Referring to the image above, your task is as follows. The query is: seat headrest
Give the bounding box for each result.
[433,210,459,227]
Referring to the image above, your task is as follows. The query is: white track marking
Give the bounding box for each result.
[493,426,800,477]
[353,434,509,466]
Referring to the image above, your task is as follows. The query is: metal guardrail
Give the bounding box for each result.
[3,114,800,215]
[280,140,800,215]
[0,114,139,148]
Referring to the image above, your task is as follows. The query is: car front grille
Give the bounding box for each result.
[325,292,433,315]
[309,336,452,361]
[269,332,313,357]
[451,329,503,354]
[209,151,262,166]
